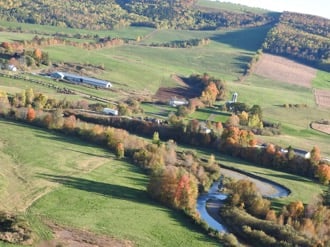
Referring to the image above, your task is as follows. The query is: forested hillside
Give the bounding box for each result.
[0,0,277,30]
[263,12,330,71]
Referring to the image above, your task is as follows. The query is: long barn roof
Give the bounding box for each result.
[52,71,112,88]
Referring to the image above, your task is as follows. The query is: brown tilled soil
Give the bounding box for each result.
[254,53,317,88]
[314,89,330,108]
[154,74,201,102]
[311,122,330,135]
[37,222,133,247]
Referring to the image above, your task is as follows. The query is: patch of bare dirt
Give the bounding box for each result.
[254,53,317,88]
[220,168,278,196]
[154,75,201,102]
[311,122,330,135]
[37,222,133,247]
[314,89,330,108]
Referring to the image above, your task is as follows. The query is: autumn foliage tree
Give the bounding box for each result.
[148,166,198,210]
[200,82,219,106]
[316,164,330,185]
[115,142,125,159]
[33,48,42,60]
[63,115,77,130]
[26,107,36,122]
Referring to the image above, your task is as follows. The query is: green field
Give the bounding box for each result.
[29,162,219,247]
[229,74,330,157]
[312,70,330,89]
[0,21,154,41]
[0,118,326,246]
[0,120,220,247]
[38,25,271,94]
[196,0,273,14]
[0,6,329,247]
[1,22,329,158]
[189,107,231,122]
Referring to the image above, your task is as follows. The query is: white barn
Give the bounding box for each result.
[169,97,188,107]
[51,71,112,88]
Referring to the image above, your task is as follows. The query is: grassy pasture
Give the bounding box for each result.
[312,70,330,89]
[0,31,44,43]
[0,119,219,246]
[189,107,231,122]
[0,21,154,41]
[226,73,330,157]
[29,161,219,247]
[40,25,271,94]
[196,0,271,14]
[0,119,112,213]
[141,103,175,118]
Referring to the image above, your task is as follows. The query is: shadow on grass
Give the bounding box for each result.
[38,173,151,204]
[38,173,218,243]
[271,199,286,212]
[63,148,112,159]
[259,172,311,183]
[210,25,272,51]
[197,107,231,116]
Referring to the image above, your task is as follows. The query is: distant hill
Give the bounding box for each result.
[0,0,277,30]
[262,12,330,71]
[0,0,329,71]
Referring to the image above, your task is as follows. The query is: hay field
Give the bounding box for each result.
[314,89,330,108]
[254,53,317,88]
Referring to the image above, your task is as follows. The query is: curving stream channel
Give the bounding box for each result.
[196,167,291,232]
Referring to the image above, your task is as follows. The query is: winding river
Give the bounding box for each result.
[196,167,291,232]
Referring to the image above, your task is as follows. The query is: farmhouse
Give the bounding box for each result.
[279,148,311,159]
[199,122,211,134]
[8,64,17,72]
[51,71,112,88]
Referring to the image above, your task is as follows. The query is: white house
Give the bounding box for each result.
[8,64,17,72]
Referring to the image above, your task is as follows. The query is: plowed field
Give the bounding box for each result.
[254,53,317,88]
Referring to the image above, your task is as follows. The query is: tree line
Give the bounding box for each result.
[0,0,277,30]
[149,38,210,48]
[1,88,329,246]
[0,35,125,69]
[0,88,235,243]
[219,179,330,246]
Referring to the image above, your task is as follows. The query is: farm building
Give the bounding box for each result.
[103,108,118,116]
[169,97,188,107]
[226,92,238,104]
[50,71,112,88]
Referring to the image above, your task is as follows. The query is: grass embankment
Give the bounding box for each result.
[0,120,219,247]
